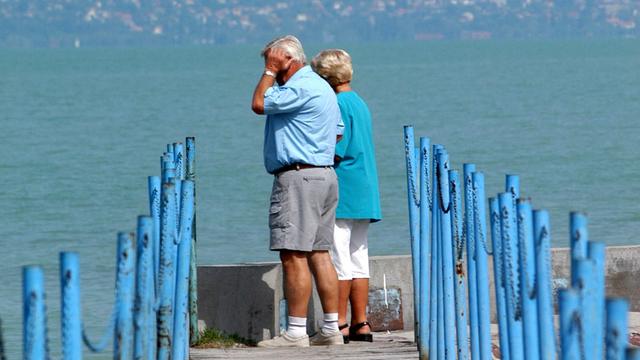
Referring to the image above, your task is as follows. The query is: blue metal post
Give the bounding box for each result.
[472,172,492,360]
[430,145,442,360]
[605,298,628,360]
[157,181,178,360]
[418,136,431,358]
[570,212,588,285]
[173,180,195,360]
[114,232,135,360]
[148,176,161,290]
[60,252,82,360]
[23,266,46,360]
[449,170,468,360]
[463,163,480,360]
[403,126,421,341]
[533,210,556,360]
[517,200,540,360]
[506,174,520,199]
[559,288,581,360]
[134,216,156,360]
[162,157,176,184]
[437,151,456,360]
[0,317,6,360]
[490,197,510,360]
[589,241,606,360]
[186,136,199,344]
[173,142,185,180]
[573,258,596,360]
[499,192,524,360]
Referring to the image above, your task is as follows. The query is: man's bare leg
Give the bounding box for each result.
[280,250,312,317]
[308,250,339,313]
[350,278,371,334]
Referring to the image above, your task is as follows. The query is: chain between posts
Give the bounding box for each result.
[450,179,464,261]
[536,225,554,299]
[404,135,420,208]
[436,162,451,214]
[464,175,474,261]
[491,209,505,288]
[473,183,493,256]
[423,147,432,210]
[518,213,536,299]
[502,205,522,320]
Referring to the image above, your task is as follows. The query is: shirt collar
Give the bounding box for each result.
[286,65,312,84]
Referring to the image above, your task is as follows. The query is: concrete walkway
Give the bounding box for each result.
[190,331,418,359]
[190,313,640,359]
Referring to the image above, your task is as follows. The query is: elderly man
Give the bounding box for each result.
[251,35,345,347]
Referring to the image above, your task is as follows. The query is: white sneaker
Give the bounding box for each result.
[309,329,345,346]
[257,332,310,348]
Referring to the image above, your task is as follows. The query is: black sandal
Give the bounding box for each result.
[349,321,373,342]
[339,323,350,344]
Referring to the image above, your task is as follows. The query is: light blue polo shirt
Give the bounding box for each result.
[334,91,382,221]
[262,66,344,174]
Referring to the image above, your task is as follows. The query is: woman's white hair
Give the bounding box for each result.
[261,35,307,64]
[310,49,353,87]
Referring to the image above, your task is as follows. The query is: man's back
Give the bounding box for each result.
[263,65,342,174]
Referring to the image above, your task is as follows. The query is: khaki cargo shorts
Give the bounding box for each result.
[269,167,338,252]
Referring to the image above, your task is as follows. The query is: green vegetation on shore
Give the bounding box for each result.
[193,328,256,348]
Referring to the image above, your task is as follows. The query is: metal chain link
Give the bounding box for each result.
[518,213,536,299]
[25,290,37,357]
[404,135,420,208]
[491,208,505,288]
[502,204,522,320]
[423,147,432,210]
[42,293,51,360]
[536,225,554,301]
[472,183,493,256]
[436,162,451,214]
[464,175,474,261]
[81,247,127,353]
[450,179,464,261]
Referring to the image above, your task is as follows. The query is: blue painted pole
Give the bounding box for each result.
[23,266,46,360]
[173,180,195,360]
[559,288,581,360]
[472,172,492,360]
[162,157,176,184]
[173,142,185,180]
[148,176,161,291]
[157,181,178,360]
[418,136,431,358]
[605,298,628,360]
[134,216,156,360]
[499,192,524,360]
[533,210,556,360]
[589,241,606,360]
[573,258,596,360]
[0,317,6,360]
[449,170,469,360]
[489,197,510,360]
[570,212,589,285]
[506,174,520,199]
[114,232,135,360]
[429,145,442,360]
[436,151,456,360]
[185,136,199,344]
[403,126,421,342]
[516,200,540,360]
[463,163,480,360]
[60,252,82,360]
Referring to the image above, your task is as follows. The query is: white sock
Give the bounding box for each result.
[287,316,307,338]
[322,312,339,333]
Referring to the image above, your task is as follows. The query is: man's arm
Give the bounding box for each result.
[251,73,276,114]
[251,48,293,115]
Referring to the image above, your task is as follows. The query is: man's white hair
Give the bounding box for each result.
[261,35,307,64]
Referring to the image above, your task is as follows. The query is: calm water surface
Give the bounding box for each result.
[1,40,639,358]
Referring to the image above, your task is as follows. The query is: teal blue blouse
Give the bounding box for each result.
[334,91,382,222]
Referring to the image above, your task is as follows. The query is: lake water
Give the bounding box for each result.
[1,40,639,358]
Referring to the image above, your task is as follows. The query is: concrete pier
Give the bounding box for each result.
[197,245,640,343]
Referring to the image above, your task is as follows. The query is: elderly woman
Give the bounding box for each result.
[311,49,382,343]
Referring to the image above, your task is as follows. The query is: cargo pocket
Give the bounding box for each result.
[269,182,289,230]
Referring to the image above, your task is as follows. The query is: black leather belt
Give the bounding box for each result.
[274,163,331,175]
